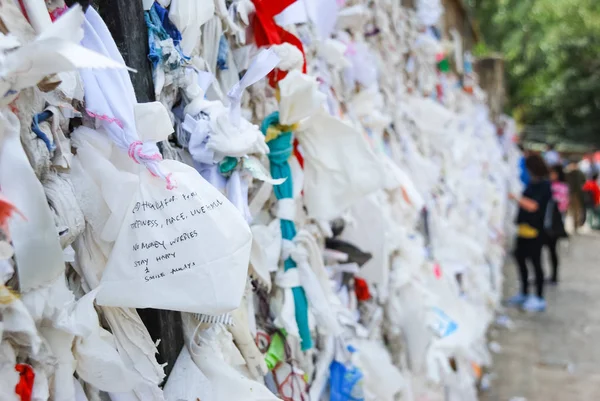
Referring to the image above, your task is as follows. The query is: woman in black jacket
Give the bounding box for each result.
[506,154,552,312]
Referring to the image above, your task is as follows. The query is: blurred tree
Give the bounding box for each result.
[468,0,600,145]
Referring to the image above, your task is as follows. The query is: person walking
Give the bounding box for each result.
[507,154,552,312]
[565,162,587,231]
[582,172,600,230]
[545,165,569,284]
[543,143,561,167]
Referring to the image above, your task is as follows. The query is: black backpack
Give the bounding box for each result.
[544,199,568,238]
[583,190,595,209]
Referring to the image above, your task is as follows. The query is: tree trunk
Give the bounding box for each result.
[94,0,183,377]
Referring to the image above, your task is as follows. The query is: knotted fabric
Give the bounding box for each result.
[261,111,312,350]
[80,7,174,188]
[251,0,307,86]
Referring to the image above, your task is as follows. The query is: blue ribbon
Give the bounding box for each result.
[31,110,55,152]
[145,3,189,70]
[261,112,313,351]
[217,35,229,71]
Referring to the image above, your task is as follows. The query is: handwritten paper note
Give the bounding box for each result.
[127,191,224,283]
[97,162,252,314]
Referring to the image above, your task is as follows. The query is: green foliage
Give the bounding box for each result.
[472,42,490,58]
[469,0,600,145]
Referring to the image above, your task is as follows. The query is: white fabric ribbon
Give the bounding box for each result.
[226,170,252,222]
[281,232,342,336]
[280,238,295,261]
[274,198,296,222]
[275,268,301,289]
[274,269,301,337]
[227,48,280,127]
[248,181,274,219]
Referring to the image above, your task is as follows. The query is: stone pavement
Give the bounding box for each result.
[481,229,600,401]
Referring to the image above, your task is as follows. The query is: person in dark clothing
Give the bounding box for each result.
[565,163,586,230]
[507,154,552,312]
[545,165,569,284]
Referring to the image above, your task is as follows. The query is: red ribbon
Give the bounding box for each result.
[49,5,69,22]
[354,277,371,301]
[293,139,304,169]
[251,0,307,86]
[17,0,29,22]
[15,364,35,401]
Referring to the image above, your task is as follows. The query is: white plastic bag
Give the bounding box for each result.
[188,324,280,401]
[355,339,404,401]
[80,14,253,314]
[74,326,142,393]
[163,347,213,401]
[297,109,385,220]
[340,192,389,293]
[57,290,142,393]
[96,158,252,314]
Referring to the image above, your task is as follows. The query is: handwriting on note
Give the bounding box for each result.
[127,191,224,283]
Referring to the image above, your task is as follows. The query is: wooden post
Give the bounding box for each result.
[93,0,183,377]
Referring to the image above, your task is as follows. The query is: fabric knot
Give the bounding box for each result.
[251,0,307,86]
[126,141,176,190]
[289,244,309,266]
[262,113,294,165]
[275,268,301,288]
[128,141,143,164]
[274,198,296,221]
[280,238,308,266]
[227,48,280,127]
[165,173,176,190]
[280,238,295,261]
[127,141,163,166]
[181,114,215,165]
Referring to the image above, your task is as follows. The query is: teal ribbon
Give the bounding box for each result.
[261,112,313,351]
